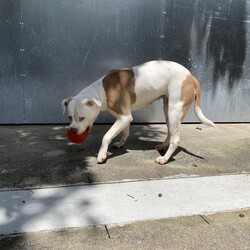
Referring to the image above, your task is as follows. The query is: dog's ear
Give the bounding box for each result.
[82,98,102,107]
[62,97,72,114]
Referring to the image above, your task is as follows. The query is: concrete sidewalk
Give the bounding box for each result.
[0,124,250,249]
[0,124,249,188]
[1,210,250,250]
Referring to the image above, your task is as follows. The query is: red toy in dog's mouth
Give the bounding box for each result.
[67,127,90,144]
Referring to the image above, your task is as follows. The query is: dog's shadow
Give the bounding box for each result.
[158,146,205,163]
[106,139,205,163]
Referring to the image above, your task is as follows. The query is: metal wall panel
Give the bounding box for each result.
[0,0,24,123]
[0,0,249,123]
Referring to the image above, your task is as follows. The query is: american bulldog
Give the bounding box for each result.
[62,60,215,164]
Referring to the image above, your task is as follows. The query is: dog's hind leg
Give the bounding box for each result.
[155,100,182,165]
[155,95,170,151]
[155,75,199,165]
[113,125,130,149]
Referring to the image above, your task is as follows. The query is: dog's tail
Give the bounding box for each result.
[194,79,216,127]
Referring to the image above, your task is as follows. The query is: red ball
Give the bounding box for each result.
[67,127,89,144]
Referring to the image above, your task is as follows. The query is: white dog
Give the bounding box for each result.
[62,60,215,164]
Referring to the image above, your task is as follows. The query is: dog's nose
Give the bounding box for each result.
[70,127,78,134]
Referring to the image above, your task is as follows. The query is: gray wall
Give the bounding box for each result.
[0,0,250,124]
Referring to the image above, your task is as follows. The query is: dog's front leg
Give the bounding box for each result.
[113,125,130,149]
[97,115,133,163]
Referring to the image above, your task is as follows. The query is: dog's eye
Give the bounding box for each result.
[79,117,85,122]
[69,116,72,121]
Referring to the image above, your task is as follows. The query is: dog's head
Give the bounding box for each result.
[62,96,102,135]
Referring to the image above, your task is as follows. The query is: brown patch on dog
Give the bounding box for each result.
[180,74,197,120]
[102,69,136,115]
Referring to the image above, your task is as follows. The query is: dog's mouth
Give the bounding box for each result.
[77,126,93,136]
[87,125,93,134]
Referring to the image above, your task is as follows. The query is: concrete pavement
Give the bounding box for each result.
[0,124,250,249]
[1,174,250,235]
[1,210,249,250]
[0,124,249,188]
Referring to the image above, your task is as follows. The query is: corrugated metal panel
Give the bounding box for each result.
[0,0,24,123]
[0,0,249,123]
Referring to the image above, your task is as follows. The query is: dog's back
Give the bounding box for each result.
[131,60,190,110]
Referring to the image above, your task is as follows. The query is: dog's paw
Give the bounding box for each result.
[97,152,107,164]
[97,157,107,164]
[112,142,123,149]
[155,156,167,165]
